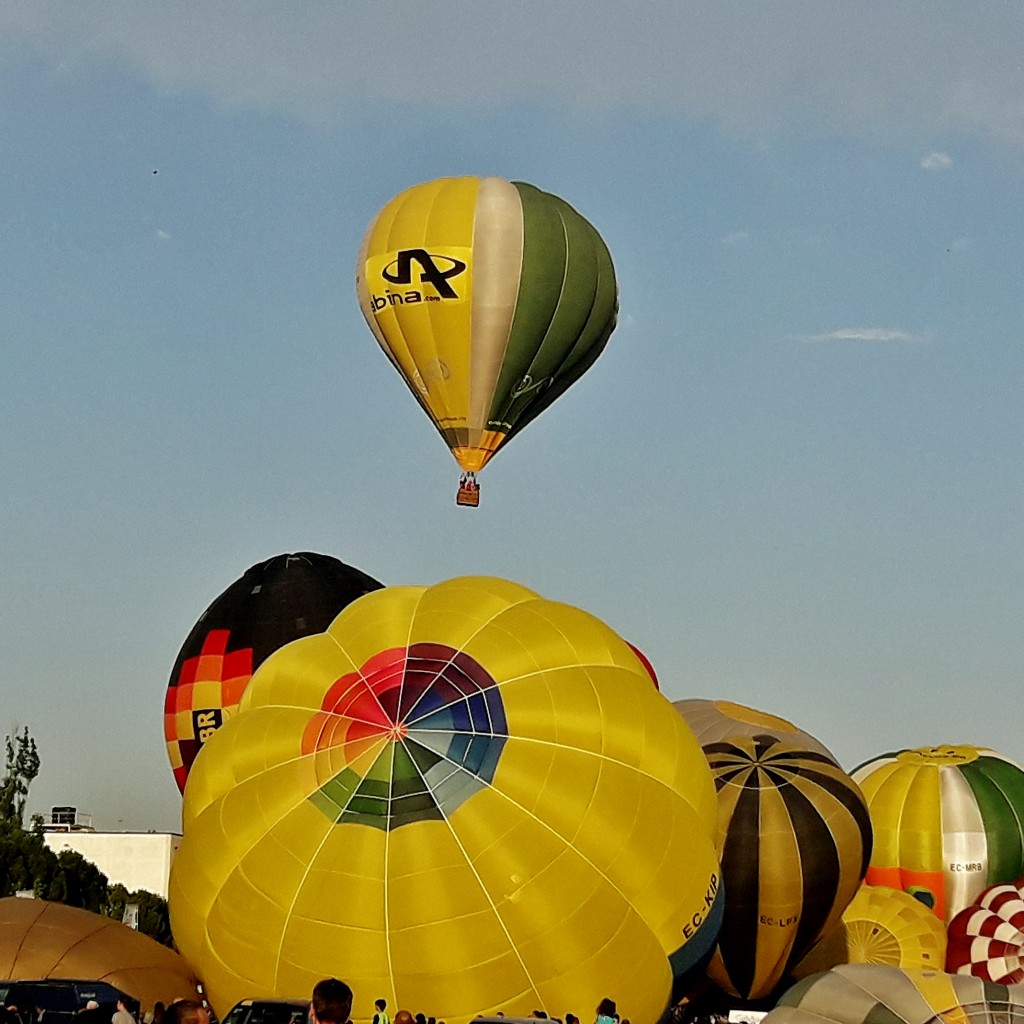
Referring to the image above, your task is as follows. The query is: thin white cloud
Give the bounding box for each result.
[921,151,953,170]
[3,4,1024,146]
[721,230,751,247]
[795,328,930,344]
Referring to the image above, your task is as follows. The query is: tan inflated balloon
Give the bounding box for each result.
[0,898,201,1009]
[673,699,837,761]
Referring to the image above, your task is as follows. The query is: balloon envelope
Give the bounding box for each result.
[164,552,383,792]
[169,577,721,1024]
[0,898,201,1011]
[765,964,1024,1024]
[626,642,659,689]
[794,884,947,977]
[852,745,1024,922]
[946,876,1024,983]
[673,699,836,762]
[356,176,618,474]
[703,736,872,1000]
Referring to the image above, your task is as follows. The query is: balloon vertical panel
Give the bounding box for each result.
[495,183,617,440]
[361,176,478,446]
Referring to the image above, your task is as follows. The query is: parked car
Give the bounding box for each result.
[219,1000,308,1024]
[0,980,130,1024]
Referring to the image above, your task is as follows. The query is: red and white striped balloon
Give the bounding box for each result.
[946,876,1024,982]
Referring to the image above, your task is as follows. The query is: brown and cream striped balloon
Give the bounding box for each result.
[704,734,873,1000]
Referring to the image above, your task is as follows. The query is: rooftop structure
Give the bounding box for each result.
[40,807,180,899]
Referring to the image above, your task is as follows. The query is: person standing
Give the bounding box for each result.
[310,980,354,1024]
[112,1000,135,1024]
[163,1000,209,1024]
[372,1001,390,1024]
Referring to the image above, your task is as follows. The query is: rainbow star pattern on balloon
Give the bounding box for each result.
[301,641,508,829]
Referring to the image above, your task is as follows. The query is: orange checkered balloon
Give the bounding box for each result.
[164,552,382,792]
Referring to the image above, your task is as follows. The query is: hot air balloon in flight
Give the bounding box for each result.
[356,177,618,506]
[164,552,382,792]
[169,577,722,1023]
[851,745,1024,922]
[764,964,1024,1024]
[703,736,872,1000]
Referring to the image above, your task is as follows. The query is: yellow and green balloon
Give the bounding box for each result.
[852,745,1024,922]
[356,177,618,483]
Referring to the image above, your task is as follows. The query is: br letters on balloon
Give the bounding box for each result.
[192,707,223,744]
[365,248,471,312]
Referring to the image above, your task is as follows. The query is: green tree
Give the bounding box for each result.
[0,728,172,938]
[0,816,58,897]
[52,848,109,912]
[0,728,40,826]
[0,730,106,908]
[105,883,175,947]
[0,731,54,898]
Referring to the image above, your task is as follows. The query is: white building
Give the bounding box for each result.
[42,808,181,899]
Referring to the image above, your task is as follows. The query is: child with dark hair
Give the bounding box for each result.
[310,980,353,1024]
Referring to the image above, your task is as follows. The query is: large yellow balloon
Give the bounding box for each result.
[169,577,721,1024]
[356,177,618,476]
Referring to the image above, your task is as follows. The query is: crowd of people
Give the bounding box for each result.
[319,980,626,1024]
[6,979,626,1024]
[0,995,212,1024]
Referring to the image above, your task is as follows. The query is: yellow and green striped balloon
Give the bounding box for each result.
[851,745,1024,922]
[356,176,618,476]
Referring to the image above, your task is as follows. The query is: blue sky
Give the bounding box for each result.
[2,3,1022,832]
